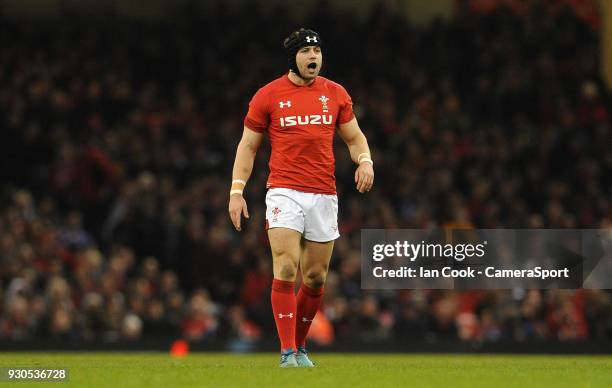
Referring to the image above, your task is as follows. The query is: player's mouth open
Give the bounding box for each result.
[307,63,317,69]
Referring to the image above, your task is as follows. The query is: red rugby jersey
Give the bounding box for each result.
[244,75,354,194]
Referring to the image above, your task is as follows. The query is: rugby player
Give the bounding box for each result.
[228,28,374,367]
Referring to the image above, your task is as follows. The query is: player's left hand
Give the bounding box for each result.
[355,162,374,193]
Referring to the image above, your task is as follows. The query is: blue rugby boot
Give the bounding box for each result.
[279,349,298,368]
[295,346,315,367]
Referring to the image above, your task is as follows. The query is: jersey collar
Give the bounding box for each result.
[285,73,318,88]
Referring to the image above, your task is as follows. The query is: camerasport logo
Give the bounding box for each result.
[271,207,282,222]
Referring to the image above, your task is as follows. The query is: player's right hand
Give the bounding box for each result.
[228,193,249,231]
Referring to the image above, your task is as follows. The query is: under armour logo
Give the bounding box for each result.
[301,317,313,323]
[279,101,291,108]
[305,36,318,43]
[278,313,294,319]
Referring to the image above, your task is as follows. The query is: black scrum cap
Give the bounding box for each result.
[283,28,322,77]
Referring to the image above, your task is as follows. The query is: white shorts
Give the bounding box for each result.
[265,188,339,242]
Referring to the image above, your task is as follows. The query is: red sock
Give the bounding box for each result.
[295,283,324,348]
[271,278,296,352]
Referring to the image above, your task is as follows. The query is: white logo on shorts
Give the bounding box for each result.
[278,313,293,319]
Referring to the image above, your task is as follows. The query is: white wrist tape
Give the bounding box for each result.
[232,179,247,186]
[230,189,243,195]
[357,153,370,163]
[359,158,373,165]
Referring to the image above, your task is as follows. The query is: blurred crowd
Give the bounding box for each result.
[1,0,611,345]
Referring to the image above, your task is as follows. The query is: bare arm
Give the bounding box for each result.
[338,117,374,193]
[228,126,264,231]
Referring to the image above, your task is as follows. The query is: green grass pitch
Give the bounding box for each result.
[1,352,611,387]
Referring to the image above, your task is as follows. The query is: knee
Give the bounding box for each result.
[303,266,327,289]
[276,258,298,281]
[279,263,297,280]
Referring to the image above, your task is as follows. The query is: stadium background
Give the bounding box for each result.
[0,0,610,352]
